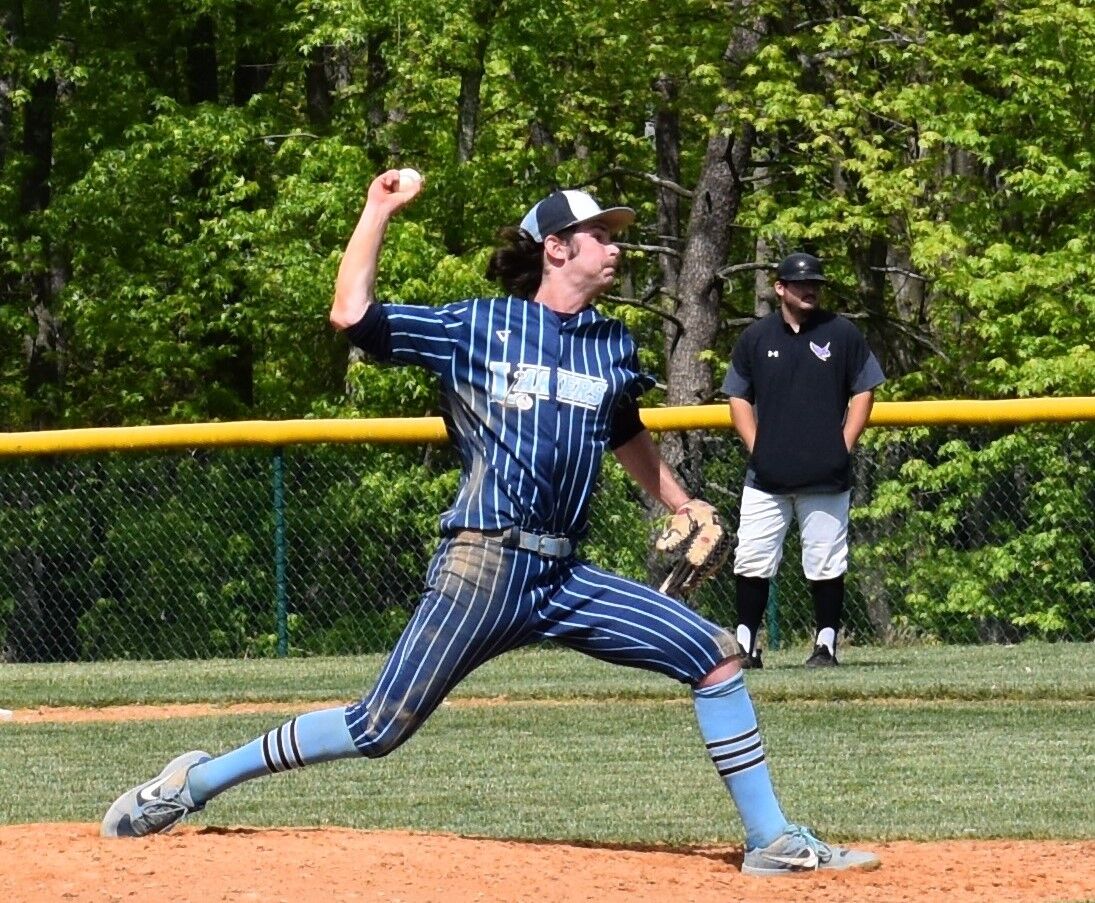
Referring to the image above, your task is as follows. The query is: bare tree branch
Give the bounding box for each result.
[601,290,686,342]
[617,241,681,258]
[869,265,931,282]
[255,132,319,143]
[715,260,774,279]
[586,167,694,199]
[839,310,948,360]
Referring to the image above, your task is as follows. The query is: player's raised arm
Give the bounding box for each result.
[330,168,424,330]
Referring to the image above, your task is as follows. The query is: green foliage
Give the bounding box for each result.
[0,446,458,660]
[582,456,656,582]
[1,0,1092,425]
[3,0,1094,657]
[857,424,1095,642]
[280,443,456,654]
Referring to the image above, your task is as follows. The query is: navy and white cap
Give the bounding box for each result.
[519,189,635,243]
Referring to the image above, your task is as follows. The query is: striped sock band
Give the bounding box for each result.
[260,717,306,774]
[706,725,767,779]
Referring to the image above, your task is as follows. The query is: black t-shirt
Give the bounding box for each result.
[722,310,885,493]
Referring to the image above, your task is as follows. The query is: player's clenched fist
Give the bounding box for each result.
[366,166,425,211]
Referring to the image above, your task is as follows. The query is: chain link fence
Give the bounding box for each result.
[1,420,1092,661]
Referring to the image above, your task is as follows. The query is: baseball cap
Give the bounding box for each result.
[519,190,635,243]
[776,252,827,283]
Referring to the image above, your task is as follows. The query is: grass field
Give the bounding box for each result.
[1,642,1092,844]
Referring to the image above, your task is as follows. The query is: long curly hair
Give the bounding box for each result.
[485,226,545,299]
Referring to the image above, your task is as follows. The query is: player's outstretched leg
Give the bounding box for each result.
[742,824,881,876]
[101,575,489,838]
[100,750,211,837]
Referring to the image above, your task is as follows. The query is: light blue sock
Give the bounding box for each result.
[186,706,359,805]
[693,672,788,849]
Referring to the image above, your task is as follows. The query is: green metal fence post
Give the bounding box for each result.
[272,447,288,658]
[766,579,780,651]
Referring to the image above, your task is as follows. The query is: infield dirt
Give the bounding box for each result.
[0,825,1092,903]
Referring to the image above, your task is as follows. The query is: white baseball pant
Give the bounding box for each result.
[732,486,850,581]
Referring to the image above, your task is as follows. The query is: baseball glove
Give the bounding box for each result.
[656,499,732,598]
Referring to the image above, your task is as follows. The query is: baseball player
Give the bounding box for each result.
[723,252,885,668]
[100,175,879,876]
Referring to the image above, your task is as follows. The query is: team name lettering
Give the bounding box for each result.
[558,369,608,409]
[488,363,608,410]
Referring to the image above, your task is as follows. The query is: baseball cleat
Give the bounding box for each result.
[804,644,838,668]
[742,824,880,876]
[100,750,211,838]
[740,649,763,670]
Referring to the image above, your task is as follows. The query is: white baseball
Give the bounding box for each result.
[397,167,423,192]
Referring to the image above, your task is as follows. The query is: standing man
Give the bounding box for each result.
[723,252,885,668]
[101,178,878,876]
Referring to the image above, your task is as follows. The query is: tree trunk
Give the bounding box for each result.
[528,119,560,166]
[185,14,218,104]
[232,2,273,106]
[364,29,393,166]
[751,164,776,318]
[0,2,16,172]
[659,5,766,491]
[652,74,682,298]
[306,46,333,129]
[456,48,489,165]
[669,126,755,409]
[20,71,65,429]
[446,8,495,255]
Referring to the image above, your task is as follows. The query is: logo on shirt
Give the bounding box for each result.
[488,363,608,410]
[767,350,779,358]
[810,341,832,362]
[496,330,511,342]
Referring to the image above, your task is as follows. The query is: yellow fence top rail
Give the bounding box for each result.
[0,397,1092,457]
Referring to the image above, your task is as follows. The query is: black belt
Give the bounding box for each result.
[470,526,574,560]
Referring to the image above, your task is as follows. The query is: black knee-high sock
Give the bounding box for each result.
[735,575,769,654]
[810,575,845,647]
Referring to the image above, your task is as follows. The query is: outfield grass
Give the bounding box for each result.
[1,643,1092,843]
[2,642,1092,707]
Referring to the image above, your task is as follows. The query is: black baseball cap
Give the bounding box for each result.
[776,252,827,283]
[519,190,634,243]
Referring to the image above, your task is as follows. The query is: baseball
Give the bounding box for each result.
[397,167,423,192]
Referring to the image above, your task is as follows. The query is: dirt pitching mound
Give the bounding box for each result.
[1,825,1091,903]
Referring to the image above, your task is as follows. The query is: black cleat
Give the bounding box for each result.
[804,644,838,668]
[740,649,763,670]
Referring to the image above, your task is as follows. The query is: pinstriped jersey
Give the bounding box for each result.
[354,296,655,539]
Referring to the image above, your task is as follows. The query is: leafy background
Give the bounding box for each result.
[1,0,1092,659]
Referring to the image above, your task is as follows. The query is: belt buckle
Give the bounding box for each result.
[538,535,569,558]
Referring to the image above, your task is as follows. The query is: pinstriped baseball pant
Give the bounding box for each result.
[345,532,739,756]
